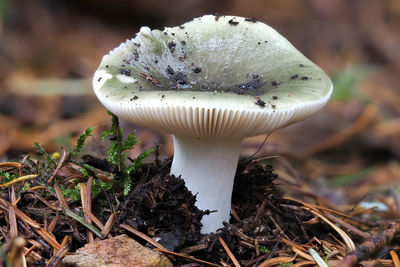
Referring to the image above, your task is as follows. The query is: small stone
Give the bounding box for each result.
[62,234,173,267]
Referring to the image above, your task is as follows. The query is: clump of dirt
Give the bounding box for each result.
[119,173,206,251]
[232,163,281,217]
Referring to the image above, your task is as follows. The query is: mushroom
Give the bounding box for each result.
[93,15,333,233]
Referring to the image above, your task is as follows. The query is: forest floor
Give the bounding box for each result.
[1,1,400,266]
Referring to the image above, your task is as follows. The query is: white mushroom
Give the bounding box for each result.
[93,15,333,233]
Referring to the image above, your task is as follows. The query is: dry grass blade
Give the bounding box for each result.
[101,211,119,237]
[84,177,93,213]
[0,174,38,187]
[23,244,37,257]
[47,215,59,233]
[9,186,18,238]
[60,235,69,248]
[249,155,280,165]
[218,236,241,267]
[322,211,371,239]
[54,182,69,209]
[28,185,46,191]
[155,248,222,267]
[83,208,104,230]
[0,162,22,168]
[120,223,168,251]
[8,206,18,238]
[281,238,306,252]
[291,247,314,262]
[120,223,176,262]
[304,207,356,252]
[390,250,400,267]
[37,228,61,250]
[47,242,69,267]
[302,201,351,219]
[284,196,351,219]
[81,179,94,243]
[179,244,207,254]
[259,254,297,267]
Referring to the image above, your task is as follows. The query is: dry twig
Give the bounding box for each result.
[340,221,400,267]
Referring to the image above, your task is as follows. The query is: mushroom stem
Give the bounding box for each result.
[170,135,242,233]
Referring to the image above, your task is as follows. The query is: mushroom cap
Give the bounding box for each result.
[93,15,332,138]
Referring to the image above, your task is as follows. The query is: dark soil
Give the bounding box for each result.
[1,145,399,266]
[119,174,205,251]
[114,157,310,265]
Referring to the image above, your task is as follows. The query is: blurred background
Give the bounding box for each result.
[0,0,399,209]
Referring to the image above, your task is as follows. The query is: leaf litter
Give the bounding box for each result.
[1,113,400,266]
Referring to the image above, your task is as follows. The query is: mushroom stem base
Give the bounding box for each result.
[170,135,242,234]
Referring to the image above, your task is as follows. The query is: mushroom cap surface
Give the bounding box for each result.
[93,15,332,138]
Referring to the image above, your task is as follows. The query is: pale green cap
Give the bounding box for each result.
[93,15,332,138]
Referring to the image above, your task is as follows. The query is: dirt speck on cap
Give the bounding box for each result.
[119,69,131,76]
[271,80,281,87]
[255,97,266,107]
[133,51,139,61]
[168,41,176,53]
[200,85,209,91]
[237,78,264,92]
[193,67,202,73]
[244,17,258,23]
[228,19,239,26]
[166,65,174,75]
